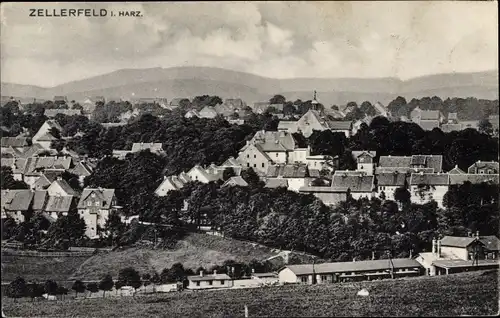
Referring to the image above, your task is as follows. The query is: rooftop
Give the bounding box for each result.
[283,259,422,275]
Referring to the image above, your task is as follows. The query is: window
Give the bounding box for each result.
[196,281,200,286]
[95,201,100,206]
[208,280,213,286]
[480,171,485,174]
[321,275,328,282]
[300,276,308,283]
[220,280,225,285]
[262,163,265,168]
[254,154,256,159]
[247,154,249,159]
[276,153,279,157]
[247,163,250,167]
[253,164,256,168]
[87,201,92,206]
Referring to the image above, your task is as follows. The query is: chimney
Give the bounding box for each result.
[476,231,480,238]
[432,239,436,254]
[467,231,472,237]
[352,257,356,262]
[199,270,204,277]
[213,270,217,276]
[371,251,375,260]
[409,249,413,258]
[251,268,255,274]
[56,176,62,181]
[437,239,441,257]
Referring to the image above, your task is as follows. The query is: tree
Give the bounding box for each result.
[142,273,152,293]
[56,286,69,300]
[478,119,493,135]
[98,274,114,298]
[86,282,99,297]
[7,277,27,300]
[46,209,86,247]
[27,283,44,302]
[1,166,29,189]
[117,267,142,295]
[104,211,126,246]
[269,94,286,105]
[394,187,411,207]
[44,280,58,296]
[222,168,236,181]
[160,262,187,284]
[72,280,86,298]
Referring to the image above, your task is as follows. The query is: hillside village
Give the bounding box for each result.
[1,92,499,295]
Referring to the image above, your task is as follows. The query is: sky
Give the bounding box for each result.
[1,1,498,87]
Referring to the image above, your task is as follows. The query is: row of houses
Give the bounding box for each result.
[408,108,499,133]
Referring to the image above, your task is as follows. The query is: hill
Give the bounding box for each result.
[3,270,498,317]
[1,233,320,282]
[1,67,498,106]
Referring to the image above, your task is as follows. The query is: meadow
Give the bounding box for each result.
[3,270,498,317]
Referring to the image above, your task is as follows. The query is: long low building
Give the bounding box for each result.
[278,258,423,284]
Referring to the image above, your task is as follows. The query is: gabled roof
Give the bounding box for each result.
[447,165,465,174]
[45,195,74,212]
[332,174,374,192]
[198,106,219,118]
[1,190,34,211]
[376,173,407,187]
[131,143,163,153]
[223,98,245,109]
[352,151,376,159]
[221,157,241,167]
[468,161,499,174]
[441,124,463,133]
[187,165,219,182]
[1,158,28,174]
[376,167,435,174]
[33,190,47,210]
[378,156,412,168]
[247,144,272,162]
[326,121,353,130]
[222,176,248,187]
[187,274,231,281]
[440,236,480,248]
[264,179,289,188]
[70,161,93,177]
[411,155,443,172]
[50,179,77,196]
[1,137,29,148]
[283,259,421,276]
[44,109,82,117]
[419,120,440,131]
[373,102,387,115]
[77,188,115,209]
[24,156,72,175]
[409,173,449,186]
[479,236,500,251]
[448,174,499,185]
[266,164,308,178]
[420,110,441,120]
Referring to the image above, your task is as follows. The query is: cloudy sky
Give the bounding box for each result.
[1,1,497,87]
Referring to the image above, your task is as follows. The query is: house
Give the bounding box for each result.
[186,271,233,290]
[70,160,94,185]
[252,102,283,114]
[0,190,34,222]
[353,151,376,176]
[198,106,219,119]
[251,272,279,285]
[131,143,165,156]
[184,110,200,118]
[447,112,458,123]
[222,176,248,187]
[46,178,76,196]
[32,120,63,149]
[264,164,310,192]
[77,188,117,238]
[112,150,132,160]
[440,123,463,133]
[378,155,442,173]
[289,147,330,171]
[53,96,68,104]
[1,137,29,153]
[298,186,347,206]
[219,157,243,176]
[236,143,272,175]
[223,98,246,110]
[419,119,440,131]
[32,170,65,190]
[213,104,235,117]
[376,172,407,201]
[278,259,422,284]
[23,156,73,187]
[467,161,499,174]
[1,158,28,181]
[154,175,188,196]
[186,165,222,183]
[169,98,187,108]
[416,234,500,276]
[448,173,499,186]
[81,96,105,115]
[289,109,352,138]
[44,195,75,220]
[447,165,466,175]
[460,120,480,130]
[373,102,388,117]
[331,172,375,200]
[44,109,82,118]
[409,173,449,207]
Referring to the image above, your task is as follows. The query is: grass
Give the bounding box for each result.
[1,253,90,282]
[70,233,286,280]
[3,270,498,317]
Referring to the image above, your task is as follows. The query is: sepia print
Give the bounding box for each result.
[0,1,498,317]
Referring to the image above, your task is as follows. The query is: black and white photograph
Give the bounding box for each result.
[0,1,498,317]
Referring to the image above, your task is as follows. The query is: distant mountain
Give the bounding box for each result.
[1,67,498,106]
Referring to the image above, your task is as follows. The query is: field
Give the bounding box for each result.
[1,252,90,282]
[3,270,498,317]
[2,233,308,282]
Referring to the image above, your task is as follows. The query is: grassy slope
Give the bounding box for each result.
[3,270,498,317]
[71,233,284,280]
[1,253,90,282]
